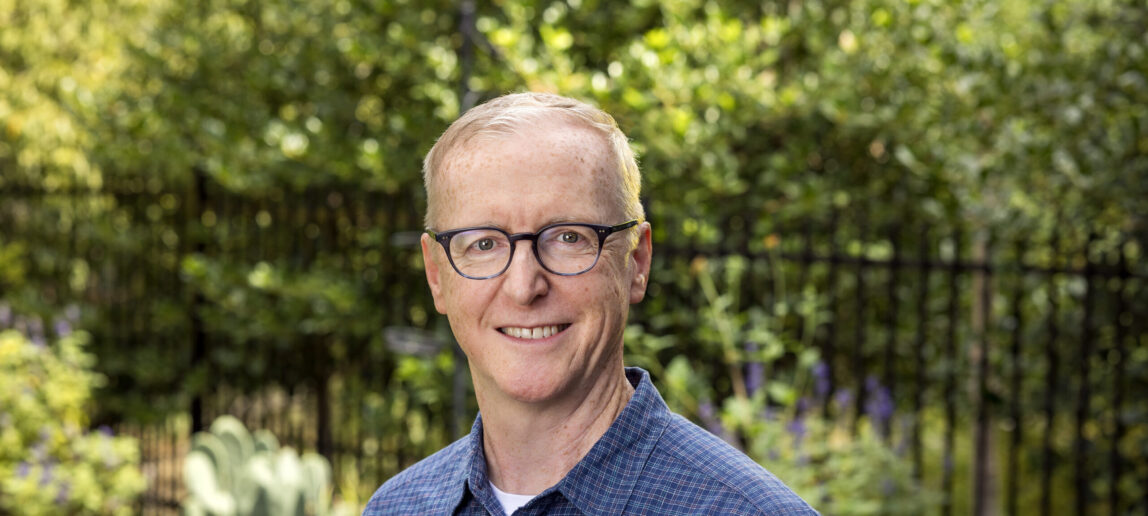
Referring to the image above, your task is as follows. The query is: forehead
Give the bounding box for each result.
[431,121,620,228]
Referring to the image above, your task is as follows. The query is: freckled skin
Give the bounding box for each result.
[421,119,651,410]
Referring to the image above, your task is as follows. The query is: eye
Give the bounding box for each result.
[558,231,581,244]
[474,238,496,251]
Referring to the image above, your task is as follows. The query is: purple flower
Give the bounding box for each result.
[698,399,738,446]
[745,363,764,397]
[40,462,55,487]
[698,400,724,435]
[98,425,114,437]
[0,304,11,326]
[54,320,72,338]
[864,376,895,434]
[16,462,30,478]
[743,341,764,396]
[833,388,853,410]
[786,417,807,447]
[812,361,831,399]
[796,396,811,415]
[698,400,715,420]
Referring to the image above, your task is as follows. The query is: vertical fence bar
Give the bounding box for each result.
[190,167,208,433]
[824,210,840,416]
[941,229,962,516]
[881,223,899,443]
[973,233,993,516]
[1039,230,1060,516]
[1007,240,1025,516]
[376,194,394,485]
[1141,287,1147,516]
[440,29,473,432]
[1109,242,1128,514]
[799,220,826,416]
[1075,233,1097,515]
[163,414,172,512]
[318,193,338,459]
[911,226,929,480]
[157,192,171,513]
[851,209,868,434]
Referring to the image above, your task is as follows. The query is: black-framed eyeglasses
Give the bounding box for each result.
[428,220,639,279]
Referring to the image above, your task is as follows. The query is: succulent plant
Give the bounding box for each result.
[183,416,333,516]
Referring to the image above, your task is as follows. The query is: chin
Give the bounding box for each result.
[493,365,570,404]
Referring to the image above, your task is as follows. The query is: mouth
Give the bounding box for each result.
[498,324,571,340]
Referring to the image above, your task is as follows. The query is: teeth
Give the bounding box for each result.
[501,325,565,339]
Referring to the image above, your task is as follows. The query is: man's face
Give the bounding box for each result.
[421,120,651,406]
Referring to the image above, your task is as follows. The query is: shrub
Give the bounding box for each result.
[633,258,940,515]
[0,329,146,515]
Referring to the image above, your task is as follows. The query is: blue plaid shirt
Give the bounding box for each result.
[363,368,817,515]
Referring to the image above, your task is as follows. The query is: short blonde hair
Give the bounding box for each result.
[423,92,643,229]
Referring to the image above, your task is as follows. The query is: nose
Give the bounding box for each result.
[500,240,549,305]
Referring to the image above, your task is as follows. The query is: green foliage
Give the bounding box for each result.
[756,412,940,516]
[0,329,146,516]
[183,415,352,516]
[644,263,940,514]
[482,0,1147,247]
[664,356,941,515]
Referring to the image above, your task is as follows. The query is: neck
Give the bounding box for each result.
[477,367,635,495]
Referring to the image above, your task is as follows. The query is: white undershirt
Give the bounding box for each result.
[489,481,536,515]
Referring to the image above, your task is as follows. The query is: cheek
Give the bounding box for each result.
[595,250,633,293]
[582,263,630,310]
[441,277,483,320]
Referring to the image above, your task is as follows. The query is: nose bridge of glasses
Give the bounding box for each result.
[506,231,546,267]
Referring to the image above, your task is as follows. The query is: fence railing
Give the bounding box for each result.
[657,222,1145,516]
[2,181,1144,515]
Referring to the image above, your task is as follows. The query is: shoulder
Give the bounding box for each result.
[362,436,470,515]
[633,413,817,515]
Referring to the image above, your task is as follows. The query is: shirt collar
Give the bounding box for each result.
[432,419,480,514]
[460,367,670,516]
[462,413,503,513]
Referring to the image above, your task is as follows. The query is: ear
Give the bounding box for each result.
[422,233,449,314]
[628,222,653,304]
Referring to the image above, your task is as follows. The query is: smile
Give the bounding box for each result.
[499,324,570,339]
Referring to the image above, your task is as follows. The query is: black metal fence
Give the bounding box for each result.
[687,219,1148,516]
[1,177,1145,515]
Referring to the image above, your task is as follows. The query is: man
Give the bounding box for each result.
[364,92,815,515]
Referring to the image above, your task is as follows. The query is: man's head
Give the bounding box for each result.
[419,92,652,406]
[423,92,644,232]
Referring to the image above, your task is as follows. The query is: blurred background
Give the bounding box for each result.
[1,0,1145,514]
